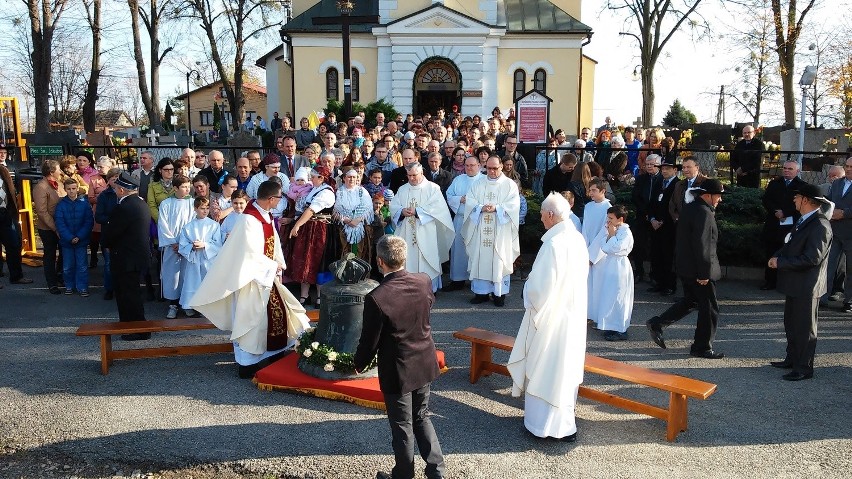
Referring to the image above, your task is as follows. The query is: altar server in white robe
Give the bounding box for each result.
[587,204,635,340]
[190,180,310,378]
[581,178,612,246]
[390,162,454,292]
[178,196,222,316]
[158,175,195,319]
[507,193,588,442]
[462,156,521,306]
[442,155,483,291]
[220,190,249,243]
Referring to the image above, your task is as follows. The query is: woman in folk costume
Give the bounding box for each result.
[334,168,374,262]
[587,204,635,341]
[158,175,195,319]
[288,166,337,307]
[178,196,222,317]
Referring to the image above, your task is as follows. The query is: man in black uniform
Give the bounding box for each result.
[647,179,727,359]
[768,184,832,380]
[630,154,661,283]
[647,159,680,296]
[102,172,152,341]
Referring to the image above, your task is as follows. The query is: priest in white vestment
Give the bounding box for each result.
[507,193,588,442]
[389,162,454,292]
[462,156,520,306]
[190,180,310,378]
[442,156,483,291]
[587,205,634,340]
[580,178,612,246]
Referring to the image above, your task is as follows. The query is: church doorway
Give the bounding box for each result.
[413,58,461,116]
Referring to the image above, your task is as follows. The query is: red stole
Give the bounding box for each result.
[243,200,288,350]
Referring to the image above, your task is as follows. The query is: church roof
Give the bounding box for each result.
[281,0,591,34]
[280,0,380,34]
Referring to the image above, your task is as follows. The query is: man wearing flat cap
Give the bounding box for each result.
[647,178,726,359]
[767,183,832,381]
[102,172,152,340]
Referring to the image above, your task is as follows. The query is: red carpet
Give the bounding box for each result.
[253,351,447,411]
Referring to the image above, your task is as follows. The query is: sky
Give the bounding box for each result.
[579,0,846,129]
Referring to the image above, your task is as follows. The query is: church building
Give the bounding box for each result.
[258,0,595,134]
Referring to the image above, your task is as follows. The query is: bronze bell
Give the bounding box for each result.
[299,253,380,380]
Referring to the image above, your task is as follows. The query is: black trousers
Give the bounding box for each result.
[657,277,719,352]
[629,218,651,278]
[650,224,677,291]
[0,214,24,280]
[38,228,62,287]
[783,296,818,375]
[113,268,145,322]
[383,383,445,479]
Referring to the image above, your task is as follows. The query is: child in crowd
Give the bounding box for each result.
[581,178,612,246]
[55,178,94,296]
[287,167,313,211]
[364,168,394,203]
[587,205,635,340]
[178,196,221,317]
[221,190,249,243]
[369,191,390,279]
[158,175,195,319]
[560,190,583,232]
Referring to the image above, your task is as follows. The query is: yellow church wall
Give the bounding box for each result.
[580,55,597,133]
[496,46,582,135]
[276,60,295,119]
[291,42,378,118]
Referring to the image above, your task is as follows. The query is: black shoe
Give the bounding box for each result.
[604,331,628,341]
[49,286,61,295]
[120,333,151,341]
[843,303,852,313]
[146,287,156,301]
[660,288,676,296]
[103,291,114,300]
[469,294,490,304]
[440,280,464,292]
[493,294,506,307]
[238,363,262,379]
[646,318,666,349]
[560,432,577,443]
[782,371,813,381]
[647,286,663,293]
[759,283,775,291]
[375,472,393,479]
[770,360,794,369]
[689,349,725,359]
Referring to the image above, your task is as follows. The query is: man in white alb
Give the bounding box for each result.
[442,155,483,292]
[507,193,588,442]
[462,156,520,307]
[389,162,454,293]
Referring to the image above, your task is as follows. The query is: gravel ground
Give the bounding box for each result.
[1,263,851,479]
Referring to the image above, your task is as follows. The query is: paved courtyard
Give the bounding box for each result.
[1,264,851,478]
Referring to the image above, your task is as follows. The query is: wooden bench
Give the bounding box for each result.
[76,310,320,375]
[453,327,718,442]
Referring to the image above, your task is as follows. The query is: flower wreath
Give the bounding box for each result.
[295,327,377,373]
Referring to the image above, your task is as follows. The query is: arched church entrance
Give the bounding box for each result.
[413,58,462,116]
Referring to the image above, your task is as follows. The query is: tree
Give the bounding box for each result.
[81,0,102,133]
[25,0,72,133]
[663,99,697,127]
[770,0,818,127]
[128,0,176,129]
[606,0,707,126]
[181,0,282,132]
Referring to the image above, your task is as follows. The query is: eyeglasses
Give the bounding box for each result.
[269,195,283,199]
[505,141,518,145]
[161,167,174,171]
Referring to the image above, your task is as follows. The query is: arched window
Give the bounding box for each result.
[533,68,547,94]
[326,68,339,101]
[513,69,526,101]
[351,68,360,102]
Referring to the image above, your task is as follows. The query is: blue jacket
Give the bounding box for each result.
[96,186,118,226]
[55,195,94,247]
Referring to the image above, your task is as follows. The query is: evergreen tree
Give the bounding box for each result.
[662,99,697,127]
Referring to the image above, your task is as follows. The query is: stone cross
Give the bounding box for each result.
[633,116,643,129]
[145,131,160,146]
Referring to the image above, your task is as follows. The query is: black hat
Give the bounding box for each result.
[659,159,681,170]
[115,171,139,190]
[690,178,726,196]
[794,183,831,204]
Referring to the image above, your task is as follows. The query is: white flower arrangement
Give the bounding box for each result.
[295,328,376,373]
[311,341,320,350]
[303,349,313,357]
[327,351,338,361]
[323,363,335,372]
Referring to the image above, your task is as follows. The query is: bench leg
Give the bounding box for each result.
[99,335,113,375]
[666,392,688,442]
[469,344,493,384]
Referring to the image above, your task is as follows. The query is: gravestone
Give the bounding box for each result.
[227,130,261,148]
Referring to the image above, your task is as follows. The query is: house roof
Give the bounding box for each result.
[280,0,380,34]
[49,109,133,127]
[174,82,267,101]
[280,0,591,34]
[256,45,285,68]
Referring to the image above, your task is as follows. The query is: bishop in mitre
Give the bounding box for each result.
[507,193,588,442]
[462,156,520,307]
[389,162,454,292]
[190,180,310,378]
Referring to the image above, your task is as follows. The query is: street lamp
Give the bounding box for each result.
[798,65,817,164]
[185,69,201,146]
